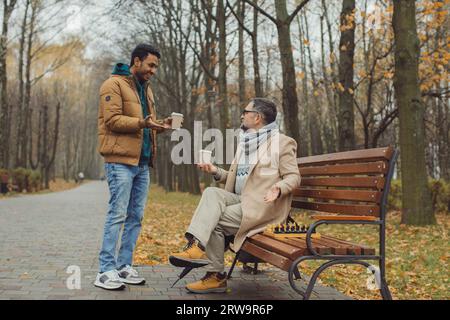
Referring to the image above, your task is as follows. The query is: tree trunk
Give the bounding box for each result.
[238,0,245,103]
[303,12,324,155]
[337,0,356,151]
[321,0,339,152]
[436,0,449,181]
[46,102,60,189]
[229,0,262,97]
[275,0,301,153]
[20,0,37,168]
[217,0,229,132]
[251,5,263,97]
[393,0,435,225]
[0,0,18,168]
[15,0,30,167]
[319,10,337,153]
[41,105,48,188]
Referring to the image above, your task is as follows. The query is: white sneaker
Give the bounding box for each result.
[94,270,126,290]
[118,265,146,285]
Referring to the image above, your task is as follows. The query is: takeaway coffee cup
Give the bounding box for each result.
[199,150,212,164]
[171,112,184,129]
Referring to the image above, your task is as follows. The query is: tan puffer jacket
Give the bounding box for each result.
[97,74,161,167]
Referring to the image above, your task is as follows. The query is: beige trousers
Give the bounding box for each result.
[186,187,242,273]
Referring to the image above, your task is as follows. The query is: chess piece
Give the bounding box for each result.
[286,223,292,233]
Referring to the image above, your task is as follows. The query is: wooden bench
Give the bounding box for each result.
[227,146,398,300]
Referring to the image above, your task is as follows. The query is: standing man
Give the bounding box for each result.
[95,44,171,290]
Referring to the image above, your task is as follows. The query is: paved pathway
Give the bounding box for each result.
[0,181,350,300]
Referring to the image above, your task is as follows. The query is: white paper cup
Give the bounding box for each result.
[171,112,184,129]
[199,150,212,164]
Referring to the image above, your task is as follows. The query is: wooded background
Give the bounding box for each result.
[0,0,448,225]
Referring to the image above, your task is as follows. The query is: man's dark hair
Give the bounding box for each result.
[251,98,277,124]
[130,43,161,66]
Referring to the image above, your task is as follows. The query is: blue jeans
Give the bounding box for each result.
[99,163,150,273]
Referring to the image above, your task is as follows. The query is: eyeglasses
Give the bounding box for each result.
[241,109,259,116]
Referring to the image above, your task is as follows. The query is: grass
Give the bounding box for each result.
[134,184,449,300]
[0,178,81,199]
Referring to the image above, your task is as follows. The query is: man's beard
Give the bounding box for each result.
[240,123,248,131]
[136,70,149,82]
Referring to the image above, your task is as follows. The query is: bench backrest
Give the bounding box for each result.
[292,146,398,220]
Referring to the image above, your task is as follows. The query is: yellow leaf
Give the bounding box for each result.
[296,72,305,80]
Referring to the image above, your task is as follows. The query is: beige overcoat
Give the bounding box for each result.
[214,132,301,251]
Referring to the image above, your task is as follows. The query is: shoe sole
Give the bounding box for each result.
[186,286,227,294]
[120,278,146,285]
[169,256,210,268]
[94,281,126,291]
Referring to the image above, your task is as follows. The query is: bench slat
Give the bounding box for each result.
[246,233,375,256]
[313,237,365,255]
[321,235,376,255]
[248,234,306,260]
[293,188,382,203]
[279,236,364,256]
[278,238,333,255]
[241,241,292,272]
[308,237,349,255]
[298,146,394,167]
[299,161,388,176]
[301,177,386,189]
[257,233,330,255]
[292,201,380,216]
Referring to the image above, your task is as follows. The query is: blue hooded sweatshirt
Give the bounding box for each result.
[112,63,151,165]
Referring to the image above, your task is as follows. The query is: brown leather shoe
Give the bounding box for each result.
[186,272,227,293]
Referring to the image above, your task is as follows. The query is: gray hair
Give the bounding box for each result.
[251,98,277,124]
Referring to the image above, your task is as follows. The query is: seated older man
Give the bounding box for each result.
[169,98,301,294]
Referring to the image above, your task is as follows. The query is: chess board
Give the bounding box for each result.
[263,223,321,239]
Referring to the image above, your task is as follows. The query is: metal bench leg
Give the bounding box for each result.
[302,260,339,300]
[290,258,384,300]
[288,256,314,299]
[303,260,378,300]
[293,268,302,280]
[380,279,392,300]
[379,261,392,300]
[227,251,240,280]
[253,262,259,274]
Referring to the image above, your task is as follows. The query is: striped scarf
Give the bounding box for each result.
[234,122,279,195]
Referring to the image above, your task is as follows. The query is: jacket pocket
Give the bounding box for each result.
[112,135,140,158]
[255,166,279,177]
[100,134,118,155]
